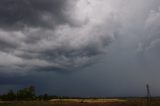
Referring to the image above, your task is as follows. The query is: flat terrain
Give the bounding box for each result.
[50,98,126,103]
[0,98,160,106]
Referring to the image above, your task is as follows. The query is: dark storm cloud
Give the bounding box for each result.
[1,0,160,97]
[0,0,160,74]
[0,0,75,29]
[0,0,117,73]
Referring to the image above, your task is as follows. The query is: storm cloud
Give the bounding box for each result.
[1,0,160,97]
[0,0,73,29]
[0,0,160,74]
[0,0,119,73]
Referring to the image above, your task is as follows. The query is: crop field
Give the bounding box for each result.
[0,98,160,106]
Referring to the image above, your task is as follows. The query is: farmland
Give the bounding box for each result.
[1,86,160,106]
[1,98,160,106]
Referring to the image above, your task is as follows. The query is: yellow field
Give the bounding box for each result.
[50,98,126,103]
[1,98,160,106]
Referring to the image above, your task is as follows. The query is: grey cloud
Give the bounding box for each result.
[138,8,160,53]
[1,0,160,74]
[1,0,160,97]
[0,0,76,30]
[0,0,118,73]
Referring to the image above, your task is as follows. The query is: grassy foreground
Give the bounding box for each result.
[1,98,160,106]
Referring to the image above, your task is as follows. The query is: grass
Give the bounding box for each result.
[125,98,160,106]
[0,101,57,106]
[0,98,160,106]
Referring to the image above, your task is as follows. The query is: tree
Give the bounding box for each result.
[28,86,35,99]
[1,90,16,101]
[7,90,15,100]
[16,86,36,100]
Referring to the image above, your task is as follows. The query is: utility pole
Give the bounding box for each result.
[146,84,151,104]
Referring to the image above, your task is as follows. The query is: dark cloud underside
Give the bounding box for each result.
[0,0,160,74]
[0,0,116,73]
[0,0,71,29]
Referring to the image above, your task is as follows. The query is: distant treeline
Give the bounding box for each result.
[0,86,61,101]
[0,85,91,101]
[2,86,160,101]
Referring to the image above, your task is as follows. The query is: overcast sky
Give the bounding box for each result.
[0,0,160,97]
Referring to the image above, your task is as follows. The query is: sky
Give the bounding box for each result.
[0,0,160,97]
